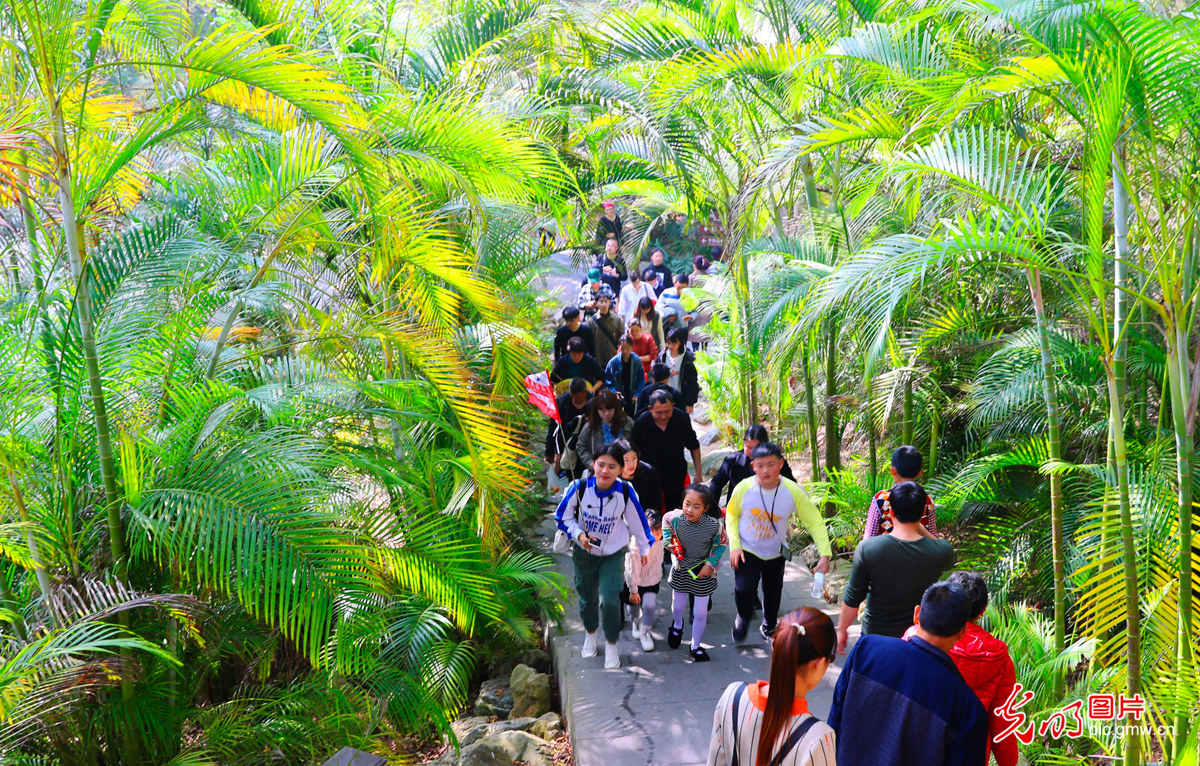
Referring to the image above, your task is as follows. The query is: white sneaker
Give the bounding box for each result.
[582,632,598,658]
[632,620,642,639]
[604,642,620,668]
[639,630,655,652]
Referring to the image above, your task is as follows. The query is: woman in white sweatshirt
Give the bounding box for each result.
[555,442,655,669]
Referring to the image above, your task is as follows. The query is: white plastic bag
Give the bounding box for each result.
[547,466,563,493]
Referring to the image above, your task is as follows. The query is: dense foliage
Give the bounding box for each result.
[0,0,575,762]
[3,0,1200,763]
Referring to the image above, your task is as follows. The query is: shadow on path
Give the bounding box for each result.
[535,511,859,766]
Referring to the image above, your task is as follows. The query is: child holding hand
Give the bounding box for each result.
[664,485,725,662]
[625,512,664,653]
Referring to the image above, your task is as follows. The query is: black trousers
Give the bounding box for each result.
[734,551,786,630]
[661,472,686,513]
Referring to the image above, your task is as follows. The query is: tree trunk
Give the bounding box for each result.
[1166,345,1194,759]
[206,299,242,379]
[868,395,878,492]
[824,319,841,516]
[803,336,821,482]
[927,406,939,476]
[17,155,44,301]
[1113,155,1129,409]
[1166,222,1196,759]
[799,154,822,484]
[52,102,137,764]
[52,106,124,579]
[4,465,53,618]
[1029,269,1067,671]
[1107,373,1142,766]
[1101,156,1131,576]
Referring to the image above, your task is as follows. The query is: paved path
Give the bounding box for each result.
[533,245,859,765]
[536,510,859,766]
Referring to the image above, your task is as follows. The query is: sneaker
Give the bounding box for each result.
[760,623,776,641]
[732,615,748,642]
[632,620,642,640]
[604,642,620,669]
[639,630,655,652]
[582,632,598,658]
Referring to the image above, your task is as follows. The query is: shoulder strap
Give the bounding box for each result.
[622,480,630,501]
[595,315,621,348]
[729,682,748,766]
[768,716,822,766]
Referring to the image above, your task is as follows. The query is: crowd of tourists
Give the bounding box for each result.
[541,205,1016,766]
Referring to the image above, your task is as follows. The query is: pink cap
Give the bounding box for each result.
[602,200,615,208]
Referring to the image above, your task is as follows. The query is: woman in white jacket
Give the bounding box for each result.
[555,442,655,669]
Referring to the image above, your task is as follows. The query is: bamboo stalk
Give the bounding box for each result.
[1029,269,1067,674]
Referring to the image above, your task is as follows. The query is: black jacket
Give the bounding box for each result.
[550,353,605,387]
[630,408,700,480]
[708,451,796,506]
[649,262,673,293]
[635,383,683,418]
[659,348,700,407]
[593,254,627,297]
[596,214,623,245]
[629,461,663,514]
[554,324,595,361]
[545,392,590,460]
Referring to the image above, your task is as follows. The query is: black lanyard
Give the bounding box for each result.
[762,484,782,537]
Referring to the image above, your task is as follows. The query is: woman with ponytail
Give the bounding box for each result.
[707,607,837,766]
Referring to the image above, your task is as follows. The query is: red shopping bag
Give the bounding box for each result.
[525,371,559,422]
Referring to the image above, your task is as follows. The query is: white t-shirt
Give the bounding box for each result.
[619,282,655,325]
[667,351,684,390]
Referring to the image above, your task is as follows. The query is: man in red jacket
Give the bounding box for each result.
[905,571,1019,766]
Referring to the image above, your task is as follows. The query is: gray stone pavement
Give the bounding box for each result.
[536,512,860,766]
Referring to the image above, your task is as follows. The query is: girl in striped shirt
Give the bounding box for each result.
[663,484,725,661]
[708,608,838,766]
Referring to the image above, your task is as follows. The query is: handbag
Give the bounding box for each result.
[551,480,584,554]
[559,416,586,471]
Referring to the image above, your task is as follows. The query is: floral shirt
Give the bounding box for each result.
[863,488,938,539]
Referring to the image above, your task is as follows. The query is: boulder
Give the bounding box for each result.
[457,717,537,748]
[701,448,736,476]
[481,730,552,766]
[509,664,553,719]
[698,426,722,446]
[530,712,563,741]
[457,741,512,766]
[474,678,514,719]
[451,717,492,742]
[519,648,552,674]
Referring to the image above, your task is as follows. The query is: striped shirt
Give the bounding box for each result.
[708,681,837,766]
[663,511,725,596]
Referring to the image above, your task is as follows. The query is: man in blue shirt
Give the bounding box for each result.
[829,581,988,766]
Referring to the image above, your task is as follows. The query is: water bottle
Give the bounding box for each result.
[810,572,825,600]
